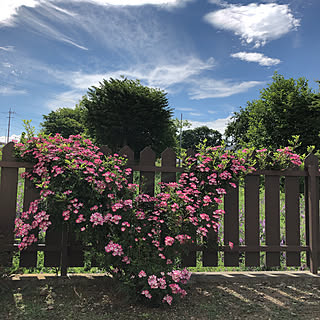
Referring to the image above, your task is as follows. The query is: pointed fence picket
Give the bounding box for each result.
[0,143,319,274]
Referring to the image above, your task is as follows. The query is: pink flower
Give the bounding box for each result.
[163,294,173,305]
[171,203,179,212]
[229,241,234,250]
[141,290,152,299]
[169,283,182,294]
[148,275,158,289]
[164,236,175,246]
[138,270,147,278]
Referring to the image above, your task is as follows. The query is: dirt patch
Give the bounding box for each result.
[0,272,320,320]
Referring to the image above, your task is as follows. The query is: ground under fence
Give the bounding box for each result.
[0,142,319,275]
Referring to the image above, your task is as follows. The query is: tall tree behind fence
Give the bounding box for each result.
[0,142,319,274]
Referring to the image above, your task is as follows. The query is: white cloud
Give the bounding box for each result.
[0,134,21,144]
[189,78,263,99]
[188,116,232,134]
[45,57,215,108]
[0,46,15,51]
[231,52,281,66]
[204,3,300,47]
[46,89,84,109]
[0,0,39,25]
[47,57,263,107]
[16,6,89,50]
[0,0,193,26]
[209,0,228,7]
[68,0,193,7]
[53,57,215,90]
[176,107,194,111]
[189,112,203,116]
[0,86,27,95]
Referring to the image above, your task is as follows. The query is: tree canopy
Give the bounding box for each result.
[181,126,222,150]
[81,78,176,156]
[41,106,85,138]
[225,73,320,153]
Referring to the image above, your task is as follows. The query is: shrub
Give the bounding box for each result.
[14,134,302,305]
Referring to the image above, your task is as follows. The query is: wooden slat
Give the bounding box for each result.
[265,176,280,267]
[161,148,177,184]
[0,142,18,266]
[285,176,300,266]
[202,229,218,267]
[305,153,319,274]
[99,145,112,156]
[19,169,40,267]
[139,147,156,196]
[181,250,197,267]
[67,232,84,268]
[224,185,239,266]
[305,176,310,268]
[250,170,307,177]
[0,161,34,168]
[129,165,184,173]
[245,176,260,267]
[44,228,61,267]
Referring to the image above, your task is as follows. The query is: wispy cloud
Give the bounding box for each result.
[77,0,194,7]
[204,3,300,47]
[189,112,203,116]
[209,0,228,7]
[189,78,263,99]
[231,52,281,66]
[0,46,15,51]
[16,5,89,50]
[176,107,195,111]
[46,55,264,108]
[0,0,193,27]
[46,89,84,110]
[45,57,215,108]
[53,57,215,89]
[0,86,27,95]
[188,116,232,133]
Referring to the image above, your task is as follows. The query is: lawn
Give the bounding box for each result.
[1,272,320,320]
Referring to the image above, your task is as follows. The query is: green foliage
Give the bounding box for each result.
[41,105,85,138]
[181,126,222,150]
[225,72,320,153]
[20,120,36,143]
[81,78,176,156]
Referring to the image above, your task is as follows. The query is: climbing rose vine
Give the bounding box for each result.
[14,134,302,305]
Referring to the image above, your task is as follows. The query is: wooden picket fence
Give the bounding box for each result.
[0,142,319,275]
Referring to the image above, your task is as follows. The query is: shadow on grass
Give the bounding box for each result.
[0,274,320,320]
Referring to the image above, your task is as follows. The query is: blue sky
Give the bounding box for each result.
[0,0,319,142]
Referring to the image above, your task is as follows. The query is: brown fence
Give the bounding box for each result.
[0,142,319,275]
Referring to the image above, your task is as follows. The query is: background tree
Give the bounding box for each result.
[181,126,222,149]
[81,78,176,156]
[225,72,320,154]
[41,105,85,138]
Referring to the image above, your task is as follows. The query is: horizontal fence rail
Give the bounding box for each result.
[0,143,319,274]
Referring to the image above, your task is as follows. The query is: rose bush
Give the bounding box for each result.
[14,134,302,305]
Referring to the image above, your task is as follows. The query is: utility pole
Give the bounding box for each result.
[7,108,15,143]
[179,113,183,166]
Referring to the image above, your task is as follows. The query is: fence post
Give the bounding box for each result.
[0,142,18,266]
[60,223,68,276]
[305,153,319,274]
